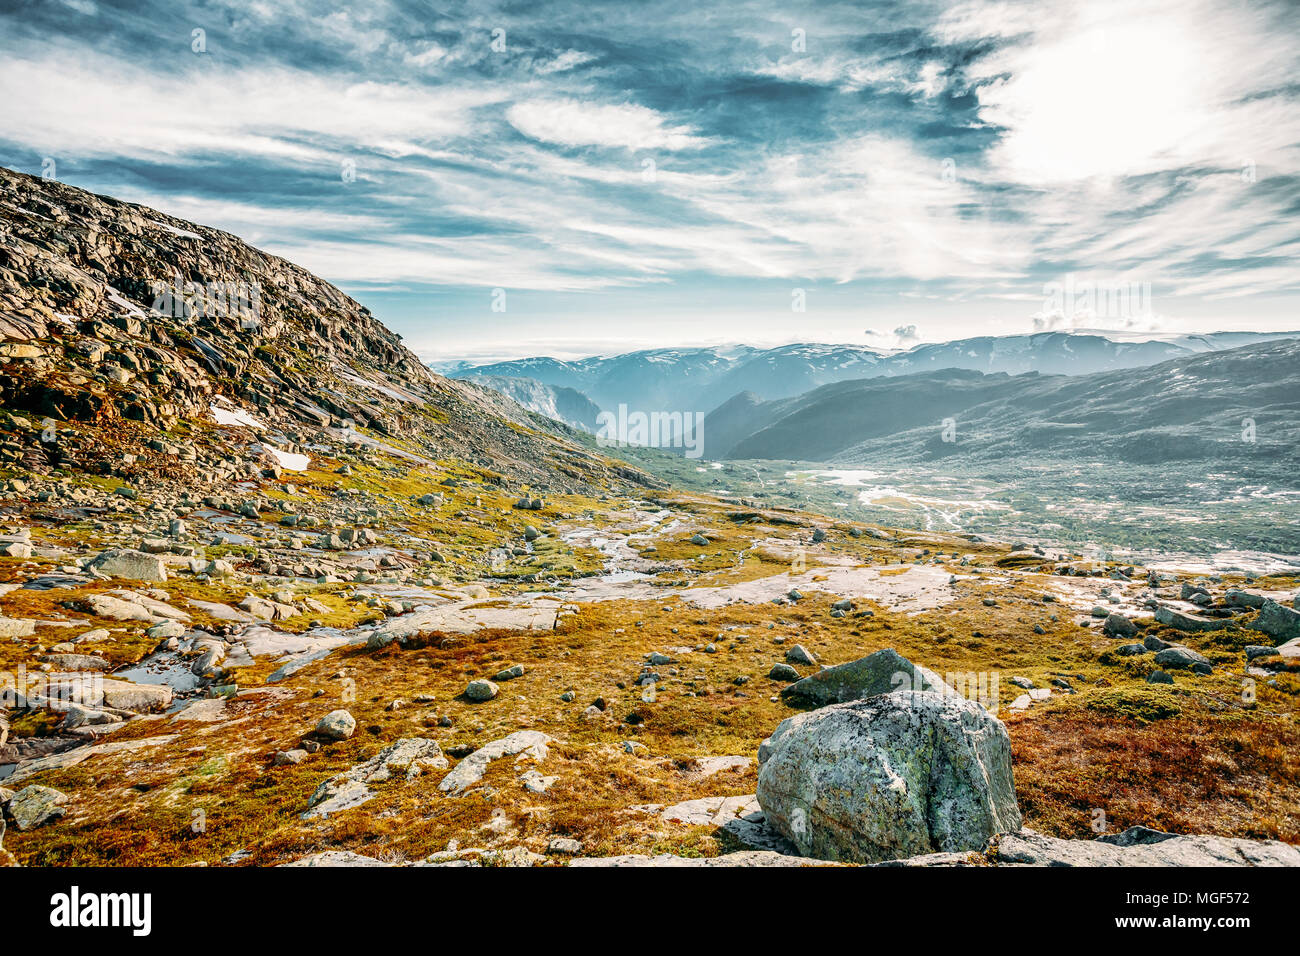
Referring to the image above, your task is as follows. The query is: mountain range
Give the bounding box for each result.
[703,338,1300,465]
[442,331,1300,426]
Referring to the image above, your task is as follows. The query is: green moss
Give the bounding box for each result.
[1084,687,1184,724]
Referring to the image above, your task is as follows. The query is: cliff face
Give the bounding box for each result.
[0,166,648,491]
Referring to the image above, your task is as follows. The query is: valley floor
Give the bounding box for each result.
[1,428,1298,866]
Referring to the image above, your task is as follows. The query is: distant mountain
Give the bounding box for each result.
[447,331,1299,418]
[704,339,1300,466]
[469,375,603,432]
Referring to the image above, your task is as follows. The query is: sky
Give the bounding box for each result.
[1,0,1298,364]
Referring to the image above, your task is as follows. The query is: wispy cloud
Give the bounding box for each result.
[0,0,1297,357]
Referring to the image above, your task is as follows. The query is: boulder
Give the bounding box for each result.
[785,644,817,665]
[0,617,36,638]
[1225,589,1266,609]
[781,648,951,706]
[1103,613,1138,638]
[87,548,168,582]
[465,679,498,702]
[8,784,68,830]
[1154,606,1231,633]
[100,679,173,713]
[315,709,356,740]
[1249,600,1300,643]
[756,690,1020,863]
[768,662,800,681]
[1153,646,1212,672]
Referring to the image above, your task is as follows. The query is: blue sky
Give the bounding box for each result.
[2,0,1298,363]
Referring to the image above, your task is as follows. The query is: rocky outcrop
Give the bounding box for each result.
[304,737,448,819]
[756,690,1020,863]
[0,165,653,493]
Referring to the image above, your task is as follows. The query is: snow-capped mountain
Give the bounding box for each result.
[444,330,1299,419]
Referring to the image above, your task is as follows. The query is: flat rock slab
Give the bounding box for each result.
[682,755,751,780]
[571,851,834,867]
[660,794,760,827]
[368,601,558,648]
[439,731,552,794]
[284,851,394,867]
[6,735,180,785]
[1155,606,1233,632]
[996,829,1300,867]
[304,737,449,819]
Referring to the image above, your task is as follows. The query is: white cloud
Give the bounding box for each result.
[0,45,501,161]
[506,98,706,151]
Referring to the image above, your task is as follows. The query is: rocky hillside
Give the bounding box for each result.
[468,375,603,432]
[0,165,647,495]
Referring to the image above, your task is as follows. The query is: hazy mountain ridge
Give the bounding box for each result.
[708,338,1300,467]
[449,331,1300,419]
[468,375,603,432]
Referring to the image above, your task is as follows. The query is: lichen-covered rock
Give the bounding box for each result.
[1103,612,1138,637]
[780,648,951,706]
[756,690,1020,863]
[465,679,498,702]
[1250,599,1300,643]
[315,709,356,740]
[1153,646,1212,672]
[439,730,551,794]
[8,784,68,830]
[1155,606,1232,632]
[87,548,168,582]
[996,827,1300,867]
[304,737,447,818]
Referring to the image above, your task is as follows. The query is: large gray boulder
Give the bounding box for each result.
[1153,646,1212,672]
[756,690,1020,863]
[87,548,168,582]
[1250,600,1300,643]
[1154,606,1232,633]
[780,648,951,705]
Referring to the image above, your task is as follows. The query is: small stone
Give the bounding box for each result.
[466,679,499,702]
[785,644,817,666]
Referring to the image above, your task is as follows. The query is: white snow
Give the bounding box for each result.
[209,400,265,431]
[255,442,310,471]
[150,220,203,241]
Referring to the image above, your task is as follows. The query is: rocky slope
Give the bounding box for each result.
[0,165,647,495]
[468,375,603,432]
